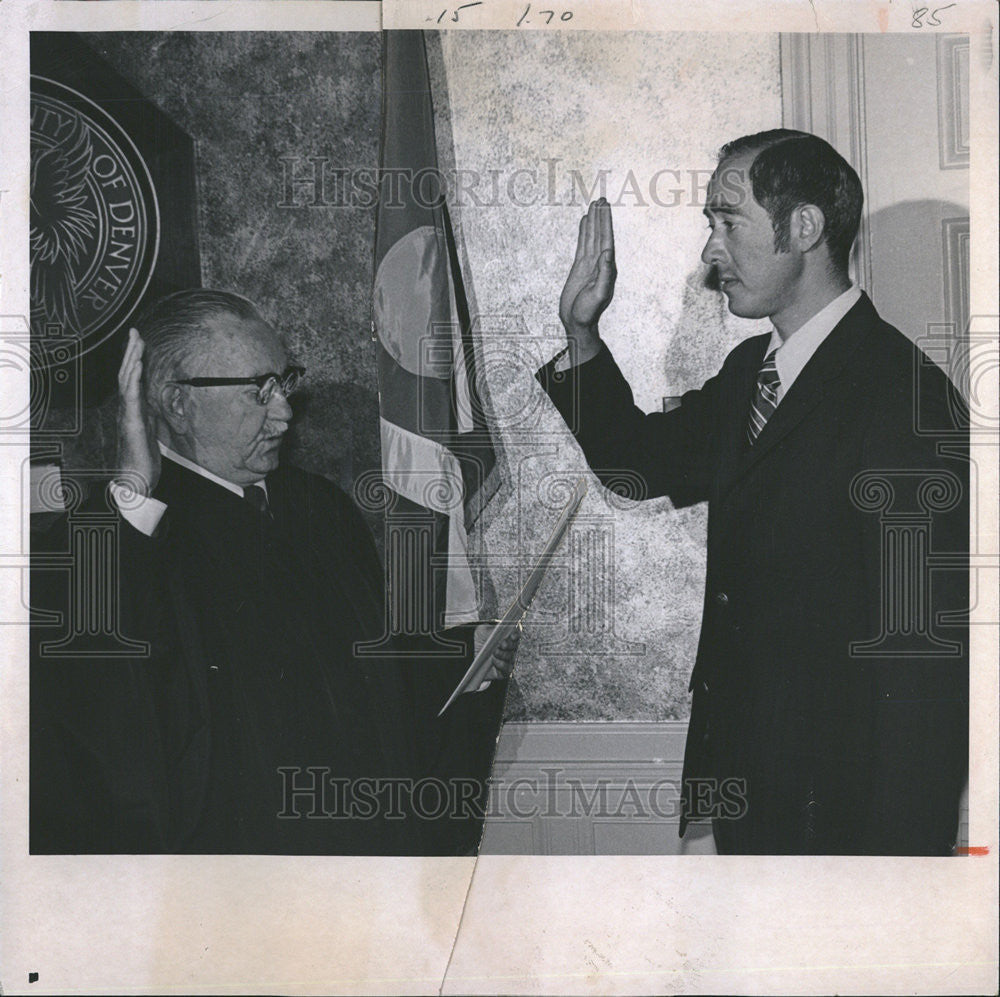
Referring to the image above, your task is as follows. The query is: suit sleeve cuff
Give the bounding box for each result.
[536,341,608,390]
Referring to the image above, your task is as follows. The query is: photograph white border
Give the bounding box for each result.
[1,2,996,994]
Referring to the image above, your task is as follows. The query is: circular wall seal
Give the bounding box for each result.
[30,76,160,363]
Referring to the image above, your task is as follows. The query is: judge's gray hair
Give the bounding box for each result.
[134,289,264,410]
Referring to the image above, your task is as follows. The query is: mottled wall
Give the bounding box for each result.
[70,32,384,523]
[70,31,782,723]
[428,32,781,720]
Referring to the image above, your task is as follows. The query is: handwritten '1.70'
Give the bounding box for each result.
[517,4,574,24]
[427,3,574,24]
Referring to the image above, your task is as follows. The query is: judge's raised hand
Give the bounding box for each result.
[116,328,161,497]
[558,197,617,362]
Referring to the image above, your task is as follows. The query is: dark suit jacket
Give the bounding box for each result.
[538,293,968,854]
[30,458,506,854]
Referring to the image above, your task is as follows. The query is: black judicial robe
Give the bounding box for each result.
[30,458,503,854]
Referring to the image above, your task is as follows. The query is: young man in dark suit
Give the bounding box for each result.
[31,289,513,855]
[538,130,968,855]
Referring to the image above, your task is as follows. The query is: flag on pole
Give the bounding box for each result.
[373,30,498,637]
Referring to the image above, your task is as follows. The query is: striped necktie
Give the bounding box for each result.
[746,348,781,445]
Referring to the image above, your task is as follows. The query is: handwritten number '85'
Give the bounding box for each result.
[911,4,955,28]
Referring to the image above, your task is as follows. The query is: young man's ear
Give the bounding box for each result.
[158,383,188,435]
[791,203,827,254]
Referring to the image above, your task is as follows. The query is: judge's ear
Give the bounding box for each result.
[158,382,189,435]
[790,204,827,254]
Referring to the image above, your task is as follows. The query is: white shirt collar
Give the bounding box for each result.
[158,442,266,498]
[765,285,862,399]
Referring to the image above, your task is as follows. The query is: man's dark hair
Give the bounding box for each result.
[718,129,863,275]
[134,288,264,404]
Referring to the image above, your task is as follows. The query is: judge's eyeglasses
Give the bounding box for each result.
[174,366,306,406]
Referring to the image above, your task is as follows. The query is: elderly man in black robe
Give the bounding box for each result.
[31,289,511,855]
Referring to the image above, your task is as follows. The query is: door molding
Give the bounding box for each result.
[779,33,873,293]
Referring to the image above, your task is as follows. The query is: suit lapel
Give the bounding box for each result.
[715,293,876,504]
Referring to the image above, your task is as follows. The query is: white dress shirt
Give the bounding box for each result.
[763,285,861,403]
